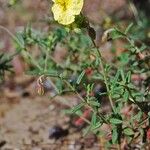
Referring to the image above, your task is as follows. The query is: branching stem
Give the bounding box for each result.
[90,37,115,112]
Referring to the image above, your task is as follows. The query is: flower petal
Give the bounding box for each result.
[51,0,84,25]
[70,0,83,15]
[52,4,63,21]
[58,10,75,25]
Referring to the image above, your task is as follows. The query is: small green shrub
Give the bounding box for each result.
[10,1,150,149]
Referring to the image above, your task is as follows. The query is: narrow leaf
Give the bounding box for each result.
[71,103,84,113]
[112,127,118,144]
[76,70,85,85]
[125,23,133,34]
[124,128,134,136]
[110,118,122,124]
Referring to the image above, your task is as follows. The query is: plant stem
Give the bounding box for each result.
[0,25,24,48]
[0,25,42,71]
[44,48,50,72]
[64,80,108,124]
[90,38,115,112]
[49,94,91,125]
[24,50,42,71]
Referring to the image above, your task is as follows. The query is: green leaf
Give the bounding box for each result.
[110,118,122,124]
[111,69,120,87]
[92,121,102,130]
[125,23,134,34]
[119,53,129,65]
[92,73,103,80]
[127,83,136,89]
[62,108,82,115]
[71,103,84,113]
[120,68,125,82]
[112,94,120,99]
[95,56,100,67]
[115,102,123,113]
[91,112,97,126]
[86,84,94,96]
[76,70,85,84]
[125,71,131,83]
[83,125,91,136]
[88,100,100,107]
[105,64,111,73]
[132,111,142,121]
[123,90,129,101]
[112,127,118,144]
[56,79,63,93]
[139,44,147,52]
[15,32,25,48]
[110,28,126,40]
[123,128,134,136]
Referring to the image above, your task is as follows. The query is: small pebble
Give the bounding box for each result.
[49,126,69,140]
[22,91,30,97]
[0,140,6,148]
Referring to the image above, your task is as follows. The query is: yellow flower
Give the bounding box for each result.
[51,0,84,25]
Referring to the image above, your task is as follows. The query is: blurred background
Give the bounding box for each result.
[0,0,150,149]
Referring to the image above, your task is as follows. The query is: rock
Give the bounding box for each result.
[49,126,69,140]
[0,140,6,148]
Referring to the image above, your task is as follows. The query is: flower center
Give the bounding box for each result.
[61,2,67,10]
[57,0,68,10]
